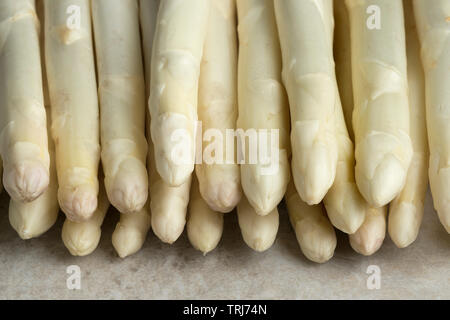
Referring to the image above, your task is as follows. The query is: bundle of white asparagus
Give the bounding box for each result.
[0,0,447,263]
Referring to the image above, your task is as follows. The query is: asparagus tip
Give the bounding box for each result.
[59,185,98,222]
[4,161,49,202]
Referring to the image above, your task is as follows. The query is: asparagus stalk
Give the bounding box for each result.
[285,182,337,263]
[92,0,148,214]
[281,0,365,234]
[44,0,100,221]
[112,202,151,258]
[237,195,279,252]
[187,177,224,255]
[413,0,450,233]
[149,0,210,187]
[9,6,59,239]
[236,0,290,215]
[346,0,413,207]
[0,0,50,203]
[61,178,109,256]
[334,1,390,248]
[140,0,191,244]
[107,0,153,248]
[273,0,366,233]
[275,0,338,205]
[388,0,429,248]
[349,206,387,256]
[104,0,153,258]
[195,0,241,213]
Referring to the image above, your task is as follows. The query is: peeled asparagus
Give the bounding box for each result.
[92,0,148,214]
[346,0,413,207]
[112,202,151,258]
[44,0,100,221]
[413,0,450,233]
[275,0,338,205]
[187,177,224,255]
[195,0,241,213]
[140,0,191,244]
[388,1,429,248]
[349,206,387,256]
[61,179,109,256]
[149,0,210,187]
[285,182,336,263]
[0,0,50,203]
[236,0,290,216]
[237,195,279,252]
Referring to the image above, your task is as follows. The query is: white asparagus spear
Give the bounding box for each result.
[334,1,391,245]
[349,206,387,256]
[281,0,366,234]
[112,202,151,258]
[149,0,210,187]
[9,3,59,239]
[44,0,100,221]
[333,0,354,140]
[388,0,429,248]
[275,0,338,205]
[195,0,241,213]
[285,182,336,263]
[413,0,450,233]
[346,0,413,207]
[104,1,152,256]
[236,0,290,216]
[187,177,224,255]
[0,0,50,203]
[334,1,389,248]
[237,195,279,252]
[92,0,148,214]
[274,0,366,234]
[61,178,109,256]
[140,0,191,244]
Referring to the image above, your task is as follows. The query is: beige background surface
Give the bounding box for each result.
[0,188,448,300]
